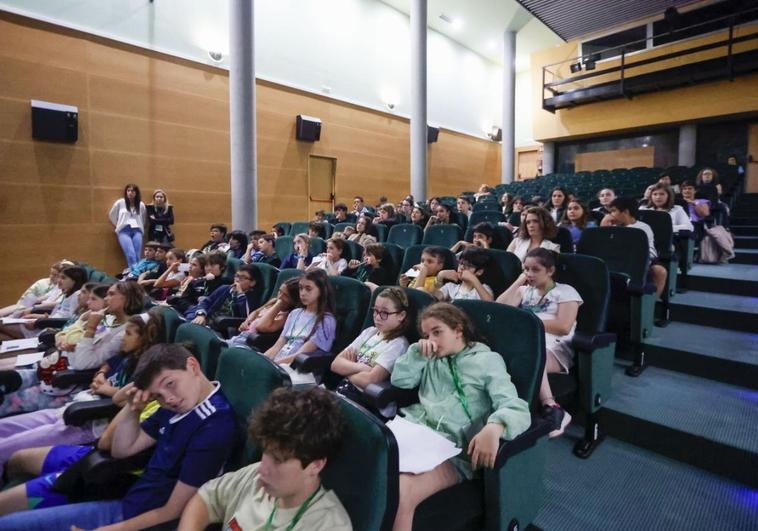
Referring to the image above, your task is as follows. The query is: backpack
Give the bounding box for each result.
[699,225,735,264]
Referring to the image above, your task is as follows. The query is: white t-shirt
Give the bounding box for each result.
[627,220,657,260]
[507,238,561,263]
[310,256,348,275]
[347,326,409,372]
[439,282,493,301]
[518,282,583,372]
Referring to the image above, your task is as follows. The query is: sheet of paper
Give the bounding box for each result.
[0,338,40,354]
[15,351,46,367]
[0,318,37,325]
[403,267,420,278]
[386,416,462,474]
[282,364,317,386]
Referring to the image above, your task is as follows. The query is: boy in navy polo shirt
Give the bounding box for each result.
[0,343,238,531]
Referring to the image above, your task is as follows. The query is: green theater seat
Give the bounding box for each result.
[174,322,224,378]
[422,224,463,248]
[387,223,423,248]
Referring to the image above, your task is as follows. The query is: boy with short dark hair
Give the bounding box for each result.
[178,387,351,531]
[0,344,238,531]
[332,204,349,223]
[124,241,162,280]
[201,224,228,253]
[251,235,282,268]
[188,264,262,326]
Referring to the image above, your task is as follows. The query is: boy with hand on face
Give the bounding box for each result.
[0,343,238,531]
[178,387,352,531]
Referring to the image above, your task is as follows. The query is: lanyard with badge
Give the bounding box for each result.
[357,331,385,365]
[520,283,555,315]
[283,311,316,352]
[264,485,322,531]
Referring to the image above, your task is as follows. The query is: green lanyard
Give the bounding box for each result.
[446,356,473,422]
[286,311,316,344]
[264,485,321,531]
[357,331,385,365]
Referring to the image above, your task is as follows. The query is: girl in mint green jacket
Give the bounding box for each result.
[390,302,531,531]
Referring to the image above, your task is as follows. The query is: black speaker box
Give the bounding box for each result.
[427,126,439,143]
[296,115,321,142]
[31,100,78,143]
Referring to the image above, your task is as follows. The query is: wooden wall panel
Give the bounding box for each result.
[575,147,655,172]
[0,12,503,303]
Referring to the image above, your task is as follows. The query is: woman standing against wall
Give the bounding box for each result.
[146,189,175,245]
[108,184,147,268]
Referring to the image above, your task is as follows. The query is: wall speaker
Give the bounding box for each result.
[296,115,321,142]
[31,100,78,143]
[427,126,439,143]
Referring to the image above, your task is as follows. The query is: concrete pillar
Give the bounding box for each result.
[542,142,555,175]
[678,124,697,167]
[410,0,428,201]
[229,0,257,231]
[501,30,516,184]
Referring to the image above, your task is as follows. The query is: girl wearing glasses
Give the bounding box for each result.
[331,287,410,393]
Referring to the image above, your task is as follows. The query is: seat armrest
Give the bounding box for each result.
[492,417,552,470]
[364,381,419,409]
[63,399,120,426]
[674,230,693,240]
[571,332,617,352]
[30,306,51,315]
[34,318,69,329]
[214,317,245,330]
[627,282,657,296]
[52,369,98,388]
[291,351,334,373]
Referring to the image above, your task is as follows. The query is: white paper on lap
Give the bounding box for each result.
[387,416,461,474]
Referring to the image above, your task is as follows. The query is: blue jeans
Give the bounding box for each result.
[0,499,122,531]
[117,227,143,268]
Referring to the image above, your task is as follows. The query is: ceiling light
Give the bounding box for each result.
[208,50,223,62]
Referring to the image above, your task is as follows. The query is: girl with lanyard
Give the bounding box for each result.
[331,287,410,399]
[263,270,336,366]
[0,310,163,479]
[497,248,582,438]
[390,303,531,530]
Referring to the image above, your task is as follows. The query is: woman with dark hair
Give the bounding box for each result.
[548,187,569,223]
[560,200,595,251]
[226,230,249,259]
[348,215,378,247]
[108,184,147,268]
[507,207,560,262]
[410,206,430,228]
[146,189,174,245]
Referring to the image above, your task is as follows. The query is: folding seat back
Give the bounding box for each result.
[638,209,677,300]
[550,226,575,253]
[343,239,364,262]
[380,242,404,283]
[483,249,522,295]
[361,286,435,344]
[156,306,183,343]
[387,223,423,248]
[464,224,513,251]
[334,222,356,234]
[329,276,372,354]
[469,211,505,226]
[323,223,335,238]
[251,262,279,303]
[273,222,291,236]
[274,235,294,261]
[271,268,303,294]
[398,245,456,282]
[422,224,462,248]
[309,237,326,256]
[215,347,291,469]
[452,212,468,231]
[221,257,242,284]
[174,322,225,378]
[322,396,399,531]
[373,223,388,242]
[289,221,310,236]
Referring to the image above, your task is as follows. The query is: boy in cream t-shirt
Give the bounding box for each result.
[178,387,352,531]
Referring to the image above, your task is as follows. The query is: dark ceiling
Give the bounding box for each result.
[516,0,700,41]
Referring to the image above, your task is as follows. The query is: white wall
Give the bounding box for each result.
[0,0,536,142]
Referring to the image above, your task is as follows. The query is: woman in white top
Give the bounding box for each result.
[498,248,582,438]
[640,183,694,233]
[507,207,561,263]
[108,184,147,268]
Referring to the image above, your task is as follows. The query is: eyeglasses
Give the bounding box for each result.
[234,274,252,281]
[372,307,403,320]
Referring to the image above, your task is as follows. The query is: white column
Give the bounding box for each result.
[410,0,428,201]
[229,0,257,231]
[678,124,697,167]
[542,142,555,175]
[501,30,517,184]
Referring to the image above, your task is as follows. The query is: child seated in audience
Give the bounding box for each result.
[410,206,430,228]
[307,221,326,239]
[497,249,582,437]
[187,264,262,326]
[164,254,206,313]
[0,310,163,477]
[173,252,227,315]
[312,209,327,223]
[375,203,399,228]
[433,248,494,302]
[400,246,446,294]
[263,270,336,365]
[122,241,162,280]
[343,243,395,291]
[602,197,667,298]
[560,200,596,251]
[450,222,505,254]
[200,224,228,253]
[592,188,616,220]
[178,387,351,531]
[456,195,473,220]
[332,203,349,223]
[225,230,248,259]
[0,260,73,318]
[228,278,301,352]
[680,180,711,223]
[147,248,187,300]
[280,233,313,270]
[0,282,105,413]
[425,203,453,230]
[390,303,531,529]
[332,287,410,393]
[248,234,282,268]
[0,342,239,531]
[640,183,694,232]
[347,215,378,247]
[0,266,87,342]
[307,238,348,276]
[507,207,561,262]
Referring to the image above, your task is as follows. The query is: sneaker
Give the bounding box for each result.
[543,404,572,439]
[0,370,22,395]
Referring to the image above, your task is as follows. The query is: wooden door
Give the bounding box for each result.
[308,155,336,216]
[516,147,540,181]
[747,123,758,193]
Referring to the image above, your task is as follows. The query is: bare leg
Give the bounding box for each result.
[539,353,564,406]
[393,461,459,531]
[7,447,52,479]
[0,483,29,515]
[651,264,667,298]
